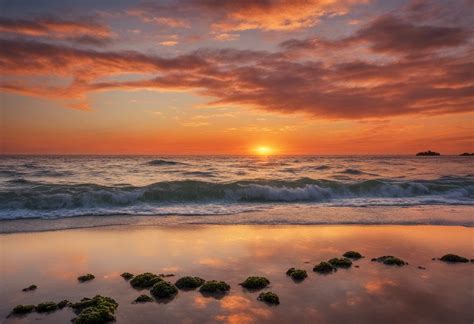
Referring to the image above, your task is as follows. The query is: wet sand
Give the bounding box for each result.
[1,225,472,323]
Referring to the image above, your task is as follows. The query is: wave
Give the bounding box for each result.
[147,159,185,166]
[1,178,473,216]
[340,168,365,175]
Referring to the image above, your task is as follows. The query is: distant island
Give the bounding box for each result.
[416,150,440,156]
[460,152,474,156]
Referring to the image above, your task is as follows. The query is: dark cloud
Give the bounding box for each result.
[281,14,471,56]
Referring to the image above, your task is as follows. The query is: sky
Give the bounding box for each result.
[0,0,473,155]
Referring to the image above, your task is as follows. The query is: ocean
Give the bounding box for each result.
[0,155,473,225]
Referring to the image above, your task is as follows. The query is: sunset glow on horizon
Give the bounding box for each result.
[0,0,473,155]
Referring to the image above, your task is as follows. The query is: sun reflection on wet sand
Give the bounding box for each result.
[0,225,472,323]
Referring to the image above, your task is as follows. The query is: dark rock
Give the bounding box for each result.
[133,294,154,303]
[286,268,308,281]
[439,254,469,263]
[313,262,336,274]
[354,265,360,268]
[328,258,352,268]
[418,266,426,270]
[77,274,95,282]
[57,300,70,309]
[373,256,407,266]
[239,276,270,290]
[10,304,35,315]
[343,251,363,259]
[150,281,178,299]
[120,272,134,280]
[130,272,163,288]
[22,284,37,292]
[460,153,474,156]
[416,150,440,156]
[199,280,231,294]
[175,276,205,290]
[159,273,175,277]
[257,292,280,305]
[70,295,118,324]
[36,302,58,313]
[432,258,436,261]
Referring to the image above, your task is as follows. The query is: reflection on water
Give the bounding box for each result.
[0,225,472,323]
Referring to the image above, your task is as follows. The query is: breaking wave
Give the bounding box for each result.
[1,177,473,218]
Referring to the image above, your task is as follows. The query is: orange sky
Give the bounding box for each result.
[1,0,473,155]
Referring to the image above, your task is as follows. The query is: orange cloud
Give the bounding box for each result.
[132,0,369,32]
[0,6,472,120]
[0,17,113,45]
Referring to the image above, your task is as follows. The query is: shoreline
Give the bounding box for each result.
[1,204,473,234]
[1,224,472,323]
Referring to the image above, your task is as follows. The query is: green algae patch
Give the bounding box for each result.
[372,256,407,266]
[199,280,231,294]
[175,276,205,290]
[343,251,363,259]
[77,274,95,282]
[120,272,134,280]
[258,292,280,305]
[239,276,270,290]
[36,302,58,313]
[313,262,336,274]
[57,300,70,309]
[286,268,308,281]
[439,254,469,263]
[150,281,178,299]
[22,284,37,292]
[130,272,163,288]
[10,304,35,316]
[133,294,153,303]
[71,295,118,324]
[328,258,352,268]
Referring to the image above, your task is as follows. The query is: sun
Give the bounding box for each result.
[254,146,274,156]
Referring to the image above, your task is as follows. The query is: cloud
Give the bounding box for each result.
[130,0,368,32]
[350,14,471,55]
[281,14,472,56]
[0,16,113,45]
[1,7,472,119]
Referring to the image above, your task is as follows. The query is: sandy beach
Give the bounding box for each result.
[1,223,472,323]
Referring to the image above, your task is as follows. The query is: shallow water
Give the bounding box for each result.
[0,225,472,323]
[0,155,473,221]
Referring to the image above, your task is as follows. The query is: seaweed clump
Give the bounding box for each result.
[239,276,270,290]
[77,274,95,282]
[328,258,352,268]
[439,254,469,263]
[372,256,407,266]
[257,292,280,305]
[313,262,336,274]
[150,281,178,299]
[133,294,153,303]
[130,272,163,288]
[22,284,37,292]
[199,280,231,294]
[10,304,35,315]
[286,268,308,281]
[175,276,205,290]
[36,302,58,313]
[121,272,134,280]
[343,251,363,259]
[70,295,118,324]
